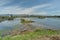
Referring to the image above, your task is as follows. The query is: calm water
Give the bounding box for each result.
[0,18,60,30]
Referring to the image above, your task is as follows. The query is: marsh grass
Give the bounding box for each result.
[0,29,60,40]
[21,19,34,24]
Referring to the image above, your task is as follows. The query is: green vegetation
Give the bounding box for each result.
[21,19,34,24]
[0,16,15,22]
[0,15,60,22]
[0,29,60,40]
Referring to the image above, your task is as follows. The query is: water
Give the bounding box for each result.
[0,18,60,30]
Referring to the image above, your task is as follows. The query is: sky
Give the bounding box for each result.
[0,0,60,15]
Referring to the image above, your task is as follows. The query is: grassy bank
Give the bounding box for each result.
[0,29,60,40]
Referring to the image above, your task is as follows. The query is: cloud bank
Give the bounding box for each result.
[0,0,60,15]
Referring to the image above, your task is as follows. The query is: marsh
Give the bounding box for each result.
[0,18,60,31]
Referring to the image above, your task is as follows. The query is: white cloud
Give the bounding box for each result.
[0,3,50,15]
[34,12,47,15]
[31,4,51,9]
[0,0,10,6]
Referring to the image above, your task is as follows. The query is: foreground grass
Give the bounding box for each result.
[0,29,60,40]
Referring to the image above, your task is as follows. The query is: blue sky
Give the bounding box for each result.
[0,0,60,15]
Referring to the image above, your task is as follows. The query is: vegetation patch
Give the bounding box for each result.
[0,29,60,40]
[21,19,34,24]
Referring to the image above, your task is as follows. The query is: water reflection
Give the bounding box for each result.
[0,18,60,30]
